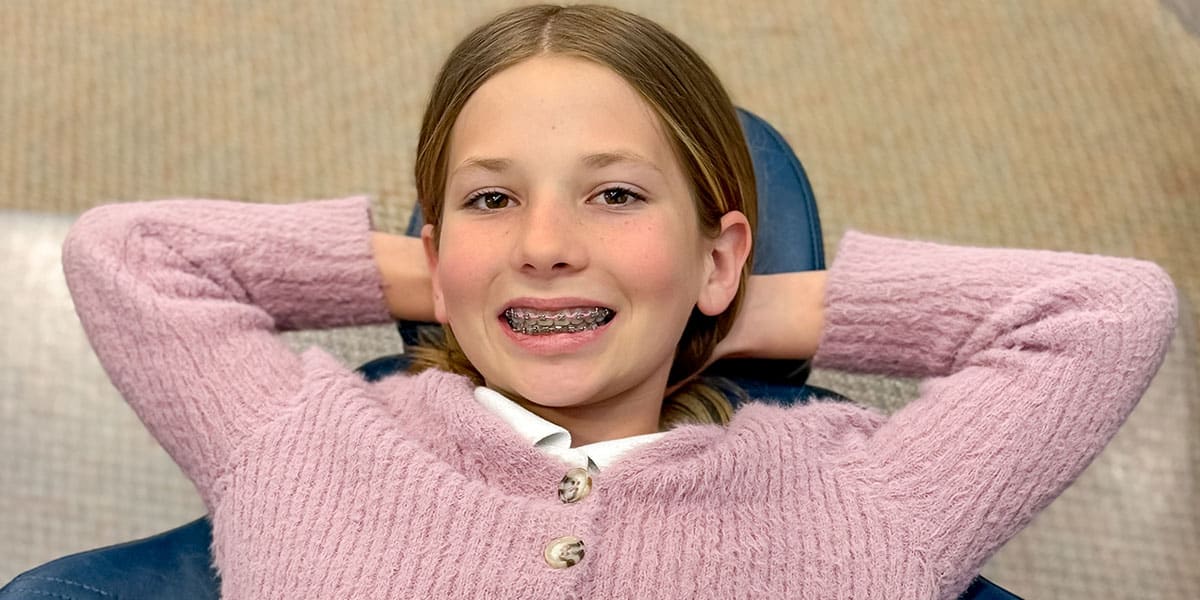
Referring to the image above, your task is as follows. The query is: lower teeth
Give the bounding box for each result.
[522,324,593,335]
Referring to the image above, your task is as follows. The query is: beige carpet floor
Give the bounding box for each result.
[2,1,1197,597]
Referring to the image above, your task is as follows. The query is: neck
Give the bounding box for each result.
[498,372,669,447]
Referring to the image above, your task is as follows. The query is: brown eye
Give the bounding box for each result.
[467,191,511,210]
[596,186,645,206]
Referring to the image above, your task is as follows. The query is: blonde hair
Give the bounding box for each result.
[408,4,757,429]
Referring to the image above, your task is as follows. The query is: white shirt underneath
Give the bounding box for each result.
[474,387,667,472]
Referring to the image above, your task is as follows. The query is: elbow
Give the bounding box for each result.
[62,203,162,288]
[963,257,1179,374]
[1058,258,1178,373]
[63,204,137,260]
[1088,259,1179,419]
[1055,257,1177,351]
[1128,261,1179,360]
[63,205,115,275]
[1095,259,1179,351]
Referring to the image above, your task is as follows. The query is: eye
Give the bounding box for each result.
[465,190,512,211]
[592,186,646,207]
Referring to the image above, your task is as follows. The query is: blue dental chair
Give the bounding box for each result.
[0,109,1020,600]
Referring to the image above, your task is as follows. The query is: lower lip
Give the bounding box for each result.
[499,315,615,355]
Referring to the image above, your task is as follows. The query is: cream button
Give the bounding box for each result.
[544,535,585,568]
[558,467,592,503]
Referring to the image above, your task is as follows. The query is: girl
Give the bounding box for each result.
[55,4,1176,599]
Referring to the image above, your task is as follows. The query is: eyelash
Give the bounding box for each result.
[463,186,647,211]
[596,186,646,206]
[463,190,511,211]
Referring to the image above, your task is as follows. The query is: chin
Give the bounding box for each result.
[509,378,600,408]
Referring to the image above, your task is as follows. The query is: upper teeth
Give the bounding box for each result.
[504,307,613,335]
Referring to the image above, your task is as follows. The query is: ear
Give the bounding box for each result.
[421,223,448,323]
[696,211,752,316]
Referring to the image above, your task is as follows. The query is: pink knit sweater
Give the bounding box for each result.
[61,195,1177,599]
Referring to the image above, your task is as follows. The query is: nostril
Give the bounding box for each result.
[513,229,585,272]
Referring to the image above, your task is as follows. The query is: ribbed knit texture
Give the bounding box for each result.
[60,195,1178,599]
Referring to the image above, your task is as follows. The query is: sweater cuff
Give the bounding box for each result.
[243,195,394,331]
[812,230,1008,378]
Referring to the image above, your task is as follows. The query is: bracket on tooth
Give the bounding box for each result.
[505,307,613,335]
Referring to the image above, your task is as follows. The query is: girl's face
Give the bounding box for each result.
[423,54,747,412]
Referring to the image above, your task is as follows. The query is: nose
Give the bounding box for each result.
[511,197,587,276]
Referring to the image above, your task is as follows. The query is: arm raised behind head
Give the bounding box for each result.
[811,230,1178,591]
[61,196,395,501]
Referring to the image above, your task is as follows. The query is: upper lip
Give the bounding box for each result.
[500,297,616,315]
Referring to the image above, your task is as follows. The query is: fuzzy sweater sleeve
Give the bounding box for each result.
[811,230,1178,587]
[61,196,393,501]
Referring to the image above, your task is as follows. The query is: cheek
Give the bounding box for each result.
[609,220,703,294]
[434,230,501,315]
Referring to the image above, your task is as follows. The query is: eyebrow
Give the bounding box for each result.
[450,150,664,178]
[453,157,512,175]
[580,150,663,174]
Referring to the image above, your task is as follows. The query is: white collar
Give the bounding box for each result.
[473,386,667,472]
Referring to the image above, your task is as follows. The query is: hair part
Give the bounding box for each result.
[409,4,757,428]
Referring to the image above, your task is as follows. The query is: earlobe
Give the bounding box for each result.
[421,223,448,323]
[696,211,752,316]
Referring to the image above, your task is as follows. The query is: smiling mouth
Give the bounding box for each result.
[503,307,615,336]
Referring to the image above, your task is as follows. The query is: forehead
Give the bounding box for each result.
[447,55,680,175]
